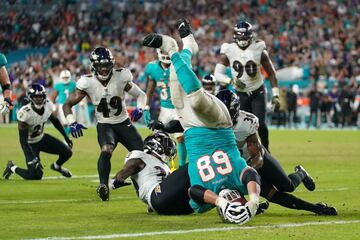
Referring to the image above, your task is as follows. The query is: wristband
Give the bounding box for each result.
[272,87,279,97]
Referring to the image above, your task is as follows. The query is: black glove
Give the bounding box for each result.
[147,120,164,131]
[110,178,131,190]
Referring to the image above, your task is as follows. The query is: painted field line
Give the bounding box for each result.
[27,220,360,240]
[42,174,99,180]
[0,196,136,205]
[297,187,349,192]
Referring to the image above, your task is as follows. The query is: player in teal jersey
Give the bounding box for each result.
[142,19,261,225]
[0,53,12,115]
[143,50,187,169]
[50,70,76,128]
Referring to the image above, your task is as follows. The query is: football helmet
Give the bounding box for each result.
[201,74,216,94]
[89,47,115,81]
[143,131,177,162]
[157,49,171,64]
[60,70,71,84]
[27,83,46,109]
[233,21,253,48]
[216,89,240,125]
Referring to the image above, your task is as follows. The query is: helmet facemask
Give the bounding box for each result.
[143,132,177,163]
[90,47,115,82]
[28,84,46,110]
[233,21,253,48]
[157,49,171,65]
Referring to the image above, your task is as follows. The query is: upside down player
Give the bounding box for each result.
[142,19,261,224]
[3,83,73,180]
[63,47,146,201]
[142,48,187,169]
[215,21,280,151]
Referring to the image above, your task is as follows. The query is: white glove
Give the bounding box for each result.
[0,99,11,115]
[245,200,259,218]
[216,197,250,224]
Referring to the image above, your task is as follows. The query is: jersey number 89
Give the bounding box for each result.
[197,150,233,182]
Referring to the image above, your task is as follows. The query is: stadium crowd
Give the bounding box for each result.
[1,0,359,127]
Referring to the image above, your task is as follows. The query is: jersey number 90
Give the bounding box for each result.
[197,150,233,182]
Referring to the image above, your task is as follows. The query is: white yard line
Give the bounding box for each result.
[26,220,360,240]
[0,196,136,204]
[42,174,99,180]
[297,187,349,192]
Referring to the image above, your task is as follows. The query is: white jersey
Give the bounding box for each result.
[17,100,54,143]
[233,111,259,160]
[221,40,266,92]
[125,150,171,204]
[169,65,233,131]
[77,68,132,124]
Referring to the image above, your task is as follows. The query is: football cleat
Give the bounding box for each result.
[176,18,192,38]
[50,163,72,178]
[142,33,163,48]
[3,160,15,179]
[97,183,109,201]
[256,201,270,215]
[295,165,315,191]
[142,33,178,55]
[316,202,338,216]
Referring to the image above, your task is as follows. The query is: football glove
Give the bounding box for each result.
[110,178,131,190]
[0,97,13,115]
[147,120,165,131]
[217,197,248,224]
[271,96,280,111]
[143,109,151,125]
[130,108,143,122]
[69,122,87,138]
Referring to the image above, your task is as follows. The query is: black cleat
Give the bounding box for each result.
[295,165,316,191]
[316,202,338,216]
[176,18,192,38]
[3,160,15,179]
[142,33,163,48]
[97,184,109,201]
[256,201,270,215]
[50,163,72,178]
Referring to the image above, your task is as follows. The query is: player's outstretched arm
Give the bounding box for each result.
[111,158,145,189]
[125,82,147,122]
[214,55,232,85]
[49,114,73,148]
[143,78,156,125]
[240,167,261,221]
[63,89,87,138]
[148,120,184,133]
[261,50,280,110]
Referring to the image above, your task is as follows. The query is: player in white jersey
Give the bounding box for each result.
[63,47,146,201]
[3,83,73,180]
[217,89,337,216]
[214,21,280,151]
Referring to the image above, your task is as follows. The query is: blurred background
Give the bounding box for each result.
[0,0,359,129]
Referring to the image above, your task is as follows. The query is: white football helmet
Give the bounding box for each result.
[60,70,71,84]
[157,49,171,64]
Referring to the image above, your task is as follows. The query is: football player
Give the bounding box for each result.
[63,47,146,201]
[50,70,76,126]
[214,21,279,151]
[0,52,12,115]
[142,46,187,168]
[201,74,216,95]
[217,89,337,215]
[2,83,73,180]
[142,19,261,225]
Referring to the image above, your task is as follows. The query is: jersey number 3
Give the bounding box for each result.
[97,97,122,118]
[197,150,233,182]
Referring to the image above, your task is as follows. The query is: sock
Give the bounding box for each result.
[182,34,198,55]
[288,171,305,190]
[11,165,17,173]
[97,151,112,185]
[178,141,187,167]
[270,191,321,214]
[170,52,201,94]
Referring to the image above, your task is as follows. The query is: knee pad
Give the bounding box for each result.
[101,145,114,156]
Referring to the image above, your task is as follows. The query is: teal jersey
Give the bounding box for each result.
[54,81,76,104]
[185,127,248,213]
[144,60,174,109]
[0,53,7,67]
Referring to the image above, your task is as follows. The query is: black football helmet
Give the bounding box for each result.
[201,74,216,94]
[89,47,115,81]
[233,20,253,48]
[216,89,240,125]
[27,83,46,109]
[143,131,177,162]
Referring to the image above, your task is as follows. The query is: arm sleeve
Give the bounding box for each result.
[49,114,67,138]
[127,83,147,109]
[18,127,37,162]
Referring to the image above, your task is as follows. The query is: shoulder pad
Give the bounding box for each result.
[124,150,146,163]
[220,43,231,54]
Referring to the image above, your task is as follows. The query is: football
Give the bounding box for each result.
[216,189,247,222]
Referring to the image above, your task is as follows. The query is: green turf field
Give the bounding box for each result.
[0,126,359,240]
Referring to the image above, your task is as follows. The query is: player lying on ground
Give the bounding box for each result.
[63,47,146,201]
[3,83,73,180]
[111,131,269,218]
[149,90,337,215]
[142,19,261,225]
